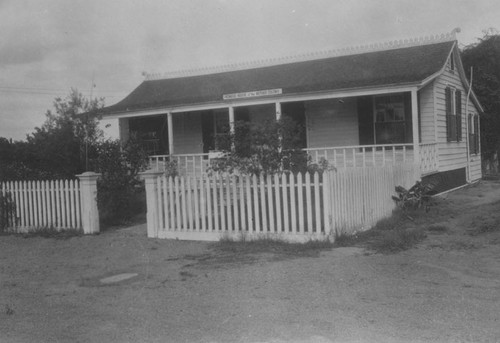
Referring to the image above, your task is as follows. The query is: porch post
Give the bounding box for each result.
[275,102,282,121]
[228,106,235,134]
[228,106,235,152]
[411,89,420,165]
[167,112,174,155]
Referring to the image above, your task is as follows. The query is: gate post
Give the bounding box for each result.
[139,170,163,238]
[76,172,101,234]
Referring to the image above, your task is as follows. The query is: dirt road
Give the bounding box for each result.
[1,180,499,342]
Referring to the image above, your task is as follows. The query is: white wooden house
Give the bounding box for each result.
[101,30,482,194]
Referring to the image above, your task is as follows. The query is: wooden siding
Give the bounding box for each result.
[305,98,359,148]
[172,112,203,154]
[419,82,435,144]
[434,51,475,172]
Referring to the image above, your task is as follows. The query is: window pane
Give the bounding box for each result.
[374,94,406,143]
[375,122,406,144]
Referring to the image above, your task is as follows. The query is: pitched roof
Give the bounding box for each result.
[102,40,455,115]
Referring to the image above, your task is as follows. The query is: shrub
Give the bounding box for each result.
[94,138,148,226]
[392,181,434,211]
[209,117,333,176]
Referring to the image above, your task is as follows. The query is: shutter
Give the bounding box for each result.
[445,87,452,141]
[474,115,480,154]
[468,114,473,154]
[456,90,462,141]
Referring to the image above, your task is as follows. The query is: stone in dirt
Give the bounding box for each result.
[99,273,138,284]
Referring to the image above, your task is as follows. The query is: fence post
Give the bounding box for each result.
[76,172,101,234]
[139,169,164,238]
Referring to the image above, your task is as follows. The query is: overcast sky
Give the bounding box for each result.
[0,0,498,141]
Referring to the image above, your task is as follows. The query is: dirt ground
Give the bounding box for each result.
[1,180,500,343]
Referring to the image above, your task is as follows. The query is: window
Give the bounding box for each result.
[450,53,455,72]
[468,113,480,155]
[201,110,230,153]
[374,94,406,144]
[445,87,462,142]
[129,116,166,155]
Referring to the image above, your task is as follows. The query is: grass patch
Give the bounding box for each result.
[371,228,427,253]
[333,209,428,253]
[20,227,84,240]
[468,210,500,236]
[426,224,449,233]
[214,237,335,257]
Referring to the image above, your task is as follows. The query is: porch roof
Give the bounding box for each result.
[102,40,455,115]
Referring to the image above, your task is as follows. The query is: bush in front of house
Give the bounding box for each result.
[94,138,148,227]
[210,117,333,176]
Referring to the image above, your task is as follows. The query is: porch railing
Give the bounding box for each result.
[305,143,414,168]
[149,153,209,178]
[150,143,438,177]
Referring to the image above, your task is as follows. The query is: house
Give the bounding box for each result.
[100,29,482,194]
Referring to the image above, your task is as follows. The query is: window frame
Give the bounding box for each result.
[372,94,407,144]
[445,86,462,142]
[468,113,480,155]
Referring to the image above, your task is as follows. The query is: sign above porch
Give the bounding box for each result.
[223,88,282,100]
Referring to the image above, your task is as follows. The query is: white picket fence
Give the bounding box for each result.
[0,179,82,231]
[142,163,419,242]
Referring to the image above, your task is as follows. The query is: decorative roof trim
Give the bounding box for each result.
[144,28,461,81]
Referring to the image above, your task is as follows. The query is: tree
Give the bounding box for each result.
[25,88,105,179]
[461,29,500,172]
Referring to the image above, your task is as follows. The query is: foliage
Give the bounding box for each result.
[392,181,434,212]
[163,159,179,178]
[209,117,332,176]
[0,191,16,233]
[95,138,148,226]
[461,29,500,169]
[0,89,104,180]
[0,89,150,227]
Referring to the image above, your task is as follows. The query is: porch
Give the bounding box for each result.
[120,89,438,178]
[149,142,439,177]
